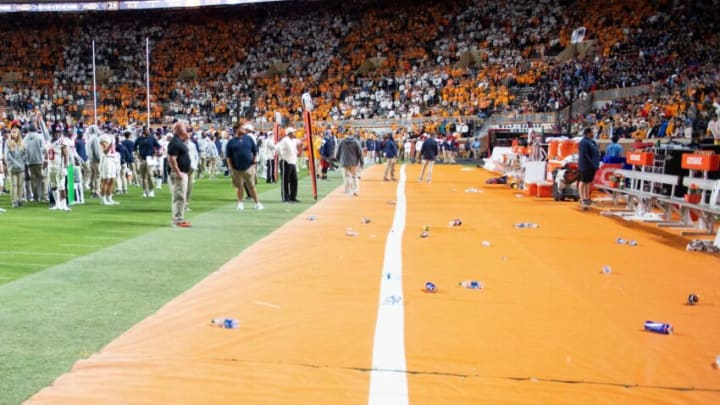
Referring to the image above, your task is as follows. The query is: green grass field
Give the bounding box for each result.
[0,169,342,405]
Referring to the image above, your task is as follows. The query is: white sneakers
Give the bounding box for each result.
[101,196,120,205]
[238,201,264,210]
[49,204,71,211]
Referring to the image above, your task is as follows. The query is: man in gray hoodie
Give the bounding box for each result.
[335,132,364,196]
[23,123,48,202]
[85,125,103,199]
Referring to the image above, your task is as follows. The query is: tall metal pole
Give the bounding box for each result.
[92,40,98,126]
[567,43,576,137]
[146,38,151,128]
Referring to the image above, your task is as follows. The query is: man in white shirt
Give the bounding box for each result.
[707,114,720,145]
[185,137,199,211]
[415,137,424,164]
[99,132,119,205]
[276,127,299,203]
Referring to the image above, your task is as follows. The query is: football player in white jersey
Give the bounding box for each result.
[99,131,120,205]
[47,129,72,211]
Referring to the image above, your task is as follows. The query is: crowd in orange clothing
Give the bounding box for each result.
[0,0,718,139]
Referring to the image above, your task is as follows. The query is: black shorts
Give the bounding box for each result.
[577,169,596,183]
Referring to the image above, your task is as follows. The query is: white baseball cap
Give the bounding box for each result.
[285,127,297,134]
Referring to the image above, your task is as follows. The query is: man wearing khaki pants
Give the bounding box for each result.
[134,126,160,198]
[226,124,264,211]
[382,133,398,181]
[167,121,192,228]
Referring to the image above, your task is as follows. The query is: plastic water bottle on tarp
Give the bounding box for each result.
[424,282,437,293]
[616,237,626,244]
[458,280,483,289]
[601,265,612,275]
[449,218,463,227]
[481,240,491,247]
[345,228,359,237]
[515,222,539,229]
[627,240,638,247]
[361,217,371,224]
[306,215,317,221]
[644,320,672,335]
[211,318,239,329]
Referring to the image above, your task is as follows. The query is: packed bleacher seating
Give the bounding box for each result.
[0,0,718,137]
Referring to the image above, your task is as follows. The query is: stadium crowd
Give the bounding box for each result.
[0,0,716,131]
[2,0,720,210]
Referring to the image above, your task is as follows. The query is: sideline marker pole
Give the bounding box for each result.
[92,40,97,126]
[303,110,318,200]
[273,112,281,200]
[146,38,151,128]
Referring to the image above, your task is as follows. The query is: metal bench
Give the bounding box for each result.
[656,177,720,239]
[595,169,680,221]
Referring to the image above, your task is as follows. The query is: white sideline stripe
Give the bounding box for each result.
[368,165,408,405]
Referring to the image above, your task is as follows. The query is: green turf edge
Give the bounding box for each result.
[0,171,344,405]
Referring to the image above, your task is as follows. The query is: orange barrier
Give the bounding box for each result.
[548,140,560,159]
[27,165,720,404]
[627,151,655,167]
[536,182,553,198]
[558,140,578,159]
[682,153,719,172]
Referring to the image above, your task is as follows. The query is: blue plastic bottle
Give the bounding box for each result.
[211,318,239,329]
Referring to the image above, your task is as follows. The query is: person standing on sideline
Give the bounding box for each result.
[258,133,276,183]
[578,127,600,207]
[277,127,300,203]
[116,134,131,195]
[418,132,439,183]
[120,131,135,187]
[6,128,26,208]
[226,123,264,211]
[403,137,412,162]
[47,129,72,211]
[98,131,120,206]
[414,136,424,164]
[167,121,192,227]
[319,130,336,180]
[134,126,160,197]
[707,113,720,145]
[336,132,363,196]
[23,123,47,203]
[382,133,398,181]
[185,136,199,212]
[85,125,102,199]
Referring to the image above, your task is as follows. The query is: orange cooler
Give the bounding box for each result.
[681,154,719,171]
[626,151,654,166]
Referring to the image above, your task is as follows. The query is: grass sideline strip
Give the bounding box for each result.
[0,175,258,285]
[0,170,343,405]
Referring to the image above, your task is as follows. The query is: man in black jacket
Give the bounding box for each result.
[418,133,439,183]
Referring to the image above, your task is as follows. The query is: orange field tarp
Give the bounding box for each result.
[27,165,720,404]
